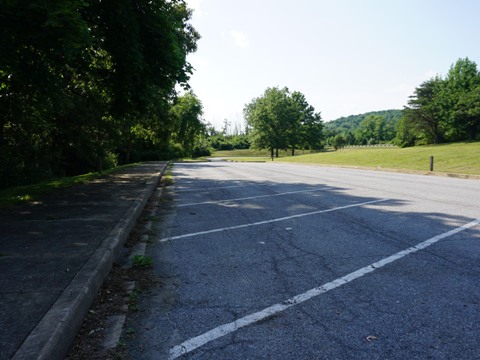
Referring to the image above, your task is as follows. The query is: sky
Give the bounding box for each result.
[183,0,480,130]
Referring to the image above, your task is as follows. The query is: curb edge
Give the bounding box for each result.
[12,162,169,360]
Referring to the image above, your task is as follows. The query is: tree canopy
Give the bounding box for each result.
[244,87,323,157]
[170,91,205,155]
[0,0,200,188]
[396,57,480,147]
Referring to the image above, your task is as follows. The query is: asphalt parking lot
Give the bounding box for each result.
[126,161,480,360]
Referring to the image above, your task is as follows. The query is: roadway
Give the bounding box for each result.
[126,161,480,359]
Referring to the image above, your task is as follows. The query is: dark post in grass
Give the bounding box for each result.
[430,156,434,171]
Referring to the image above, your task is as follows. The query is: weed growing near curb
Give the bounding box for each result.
[132,255,153,268]
[128,290,139,312]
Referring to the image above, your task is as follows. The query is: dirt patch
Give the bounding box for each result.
[66,236,157,360]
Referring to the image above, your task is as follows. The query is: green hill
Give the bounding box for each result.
[325,109,403,132]
[324,109,403,145]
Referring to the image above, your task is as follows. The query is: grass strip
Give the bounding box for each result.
[213,142,480,176]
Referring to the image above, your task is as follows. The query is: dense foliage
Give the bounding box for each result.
[396,58,480,147]
[324,110,403,147]
[206,132,250,151]
[0,0,201,189]
[243,87,323,157]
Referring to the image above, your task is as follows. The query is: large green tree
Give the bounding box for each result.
[443,57,480,141]
[244,87,323,157]
[400,76,445,146]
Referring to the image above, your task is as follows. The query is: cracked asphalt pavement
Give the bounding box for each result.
[125,161,480,359]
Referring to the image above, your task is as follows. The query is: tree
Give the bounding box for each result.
[87,0,201,163]
[244,87,288,157]
[0,0,99,182]
[290,91,323,154]
[244,87,323,157]
[402,76,445,145]
[443,57,480,141]
[395,116,417,147]
[354,115,387,145]
[88,0,199,116]
[332,134,346,150]
[170,91,205,156]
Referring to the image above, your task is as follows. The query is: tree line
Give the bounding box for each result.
[177,57,480,156]
[0,0,203,189]
[216,58,480,155]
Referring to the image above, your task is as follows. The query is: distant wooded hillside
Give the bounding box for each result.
[324,109,403,147]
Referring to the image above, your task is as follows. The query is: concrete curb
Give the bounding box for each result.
[12,162,169,360]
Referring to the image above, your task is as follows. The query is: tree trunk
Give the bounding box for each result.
[291,147,295,156]
[433,122,440,144]
[96,156,103,173]
[275,148,279,158]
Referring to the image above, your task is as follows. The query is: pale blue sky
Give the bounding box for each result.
[184,0,480,130]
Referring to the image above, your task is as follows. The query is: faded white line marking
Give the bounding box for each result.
[169,218,480,359]
[159,199,389,243]
[175,184,249,193]
[178,187,333,207]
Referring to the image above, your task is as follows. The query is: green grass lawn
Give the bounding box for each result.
[213,142,480,176]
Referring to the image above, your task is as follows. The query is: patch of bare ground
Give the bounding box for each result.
[66,264,156,360]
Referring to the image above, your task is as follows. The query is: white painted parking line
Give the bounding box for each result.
[175,184,248,193]
[168,218,480,359]
[159,199,389,243]
[178,187,333,207]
